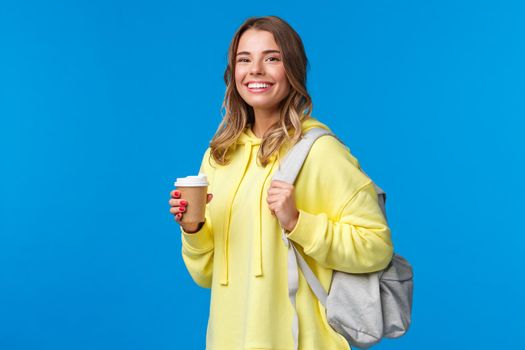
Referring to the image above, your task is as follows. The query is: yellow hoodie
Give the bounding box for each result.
[180,117,393,350]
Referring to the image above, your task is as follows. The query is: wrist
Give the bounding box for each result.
[285,211,300,232]
[182,220,205,234]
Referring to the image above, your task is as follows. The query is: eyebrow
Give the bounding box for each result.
[236,49,281,56]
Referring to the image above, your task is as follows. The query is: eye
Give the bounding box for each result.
[237,57,249,63]
[267,57,281,62]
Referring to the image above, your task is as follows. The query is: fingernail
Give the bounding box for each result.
[176,213,182,219]
[179,207,186,212]
[180,200,187,206]
[174,191,181,198]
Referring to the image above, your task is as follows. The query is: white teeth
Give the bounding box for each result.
[248,83,272,89]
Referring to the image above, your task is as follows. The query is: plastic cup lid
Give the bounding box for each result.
[174,173,209,187]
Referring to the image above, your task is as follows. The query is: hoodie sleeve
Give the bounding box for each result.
[180,147,214,288]
[284,135,393,273]
[286,181,393,273]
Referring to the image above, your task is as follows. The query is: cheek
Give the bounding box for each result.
[234,66,243,82]
[276,76,291,96]
[234,68,248,91]
[274,68,290,90]
[234,72,241,85]
[280,78,291,93]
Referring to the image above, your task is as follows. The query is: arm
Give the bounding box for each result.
[180,148,214,288]
[181,213,214,288]
[286,180,393,273]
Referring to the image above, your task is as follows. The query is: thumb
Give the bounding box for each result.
[206,193,213,203]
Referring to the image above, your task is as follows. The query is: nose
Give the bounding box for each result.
[249,58,264,75]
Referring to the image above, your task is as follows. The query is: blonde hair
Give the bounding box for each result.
[209,15,313,168]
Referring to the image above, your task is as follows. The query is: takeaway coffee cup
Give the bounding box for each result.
[174,173,208,224]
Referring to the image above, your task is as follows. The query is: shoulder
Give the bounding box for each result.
[201,147,211,164]
[200,146,216,172]
[300,133,372,196]
[307,134,357,166]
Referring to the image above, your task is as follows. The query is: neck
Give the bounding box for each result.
[251,107,280,138]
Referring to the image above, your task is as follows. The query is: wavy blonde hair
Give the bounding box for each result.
[209,15,313,168]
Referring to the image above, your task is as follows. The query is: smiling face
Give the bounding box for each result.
[234,29,291,113]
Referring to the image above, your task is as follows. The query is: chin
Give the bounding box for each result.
[248,101,279,110]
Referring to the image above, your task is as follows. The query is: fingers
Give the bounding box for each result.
[169,189,187,223]
[169,194,213,207]
[169,205,186,214]
[172,206,185,223]
[268,186,293,196]
[169,198,187,207]
[169,191,214,223]
[266,192,289,203]
[270,180,292,188]
[267,189,284,197]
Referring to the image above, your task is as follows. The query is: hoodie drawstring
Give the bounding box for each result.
[220,141,253,286]
[220,140,279,285]
[254,158,277,277]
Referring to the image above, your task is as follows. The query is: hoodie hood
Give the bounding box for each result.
[236,116,331,146]
[219,116,332,285]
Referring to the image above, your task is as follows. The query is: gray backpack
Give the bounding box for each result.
[272,128,413,350]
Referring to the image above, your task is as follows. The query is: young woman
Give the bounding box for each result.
[169,15,393,350]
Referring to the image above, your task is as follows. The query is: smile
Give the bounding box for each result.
[246,82,274,93]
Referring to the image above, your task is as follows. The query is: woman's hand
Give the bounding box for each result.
[267,180,299,232]
[169,190,213,231]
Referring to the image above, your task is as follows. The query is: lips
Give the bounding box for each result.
[245,81,275,86]
[245,81,275,93]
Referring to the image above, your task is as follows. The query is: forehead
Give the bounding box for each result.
[237,29,279,52]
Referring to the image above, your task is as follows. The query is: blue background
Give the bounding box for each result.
[1,1,524,349]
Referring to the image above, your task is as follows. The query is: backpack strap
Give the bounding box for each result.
[272,127,333,350]
[272,127,388,349]
[272,127,336,183]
